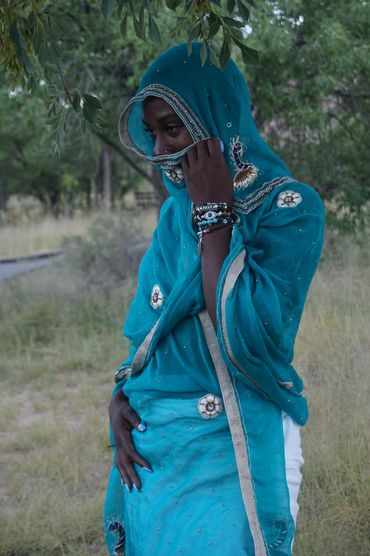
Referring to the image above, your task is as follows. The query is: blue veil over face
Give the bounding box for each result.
[118,42,290,200]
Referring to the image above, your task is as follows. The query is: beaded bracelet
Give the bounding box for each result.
[192,202,234,234]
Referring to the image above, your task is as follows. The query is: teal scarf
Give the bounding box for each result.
[116,43,325,426]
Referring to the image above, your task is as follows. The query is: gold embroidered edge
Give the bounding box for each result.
[198,309,267,556]
[131,320,160,374]
[232,176,295,215]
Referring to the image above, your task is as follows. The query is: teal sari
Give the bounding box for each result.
[104,43,325,555]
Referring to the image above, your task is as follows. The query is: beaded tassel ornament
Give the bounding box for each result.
[230,136,259,190]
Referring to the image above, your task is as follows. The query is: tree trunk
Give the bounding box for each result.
[102,145,112,210]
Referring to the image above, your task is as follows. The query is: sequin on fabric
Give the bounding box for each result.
[150,284,164,309]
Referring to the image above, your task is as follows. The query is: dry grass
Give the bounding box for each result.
[0,210,158,258]
[0,228,369,555]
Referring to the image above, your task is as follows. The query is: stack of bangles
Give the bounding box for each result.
[192,201,239,255]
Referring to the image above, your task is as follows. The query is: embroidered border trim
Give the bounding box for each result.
[131,320,160,374]
[198,310,267,556]
[232,176,295,215]
[118,83,209,166]
[219,250,270,398]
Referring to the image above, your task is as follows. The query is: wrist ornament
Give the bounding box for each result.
[191,202,238,256]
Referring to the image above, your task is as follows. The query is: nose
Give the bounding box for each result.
[153,135,172,157]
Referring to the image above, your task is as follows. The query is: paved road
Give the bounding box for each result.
[0,253,62,283]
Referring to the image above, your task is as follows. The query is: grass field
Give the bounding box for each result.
[0,218,369,555]
[0,211,157,259]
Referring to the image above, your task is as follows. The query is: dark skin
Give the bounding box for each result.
[109,97,233,490]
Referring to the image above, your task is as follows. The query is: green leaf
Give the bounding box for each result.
[138,3,145,39]
[187,39,193,56]
[10,21,26,50]
[120,13,128,36]
[148,15,161,44]
[208,13,220,39]
[209,48,220,68]
[116,0,125,17]
[234,38,259,64]
[237,0,250,21]
[240,46,259,65]
[220,38,231,69]
[223,16,244,28]
[200,41,208,66]
[83,102,99,124]
[243,0,256,7]
[133,4,145,40]
[227,0,236,13]
[32,26,44,54]
[71,92,81,112]
[37,38,58,66]
[82,93,103,110]
[165,0,182,9]
[9,21,34,73]
[210,0,222,6]
[101,0,117,21]
[229,27,243,40]
[189,22,201,41]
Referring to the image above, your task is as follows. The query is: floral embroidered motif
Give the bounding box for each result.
[108,521,125,555]
[230,136,259,190]
[277,190,302,208]
[163,165,184,184]
[232,176,295,215]
[197,393,223,419]
[150,284,164,309]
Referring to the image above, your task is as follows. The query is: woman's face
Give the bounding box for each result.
[143,97,193,156]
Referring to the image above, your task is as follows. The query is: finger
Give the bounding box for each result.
[122,454,141,490]
[181,156,189,172]
[122,405,146,432]
[117,443,139,490]
[131,450,152,472]
[207,137,222,156]
[196,139,210,159]
[186,144,197,165]
[117,460,132,491]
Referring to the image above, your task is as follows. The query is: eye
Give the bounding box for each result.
[166,124,183,137]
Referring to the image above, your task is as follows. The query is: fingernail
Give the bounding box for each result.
[121,479,131,492]
[142,466,153,473]
[137,421,147,432]
[133,484,140,492]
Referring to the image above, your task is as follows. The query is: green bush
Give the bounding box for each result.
[61,212,149,290]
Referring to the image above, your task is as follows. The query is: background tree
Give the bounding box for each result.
[0,0,369,226]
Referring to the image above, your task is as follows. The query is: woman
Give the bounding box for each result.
[104,43,325,556]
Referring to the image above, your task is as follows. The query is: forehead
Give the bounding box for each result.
[143,97,180,121]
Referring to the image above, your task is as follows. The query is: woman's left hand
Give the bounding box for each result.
[181,138,233,205]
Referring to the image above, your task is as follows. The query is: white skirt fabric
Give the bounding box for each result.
[282,412,304,525]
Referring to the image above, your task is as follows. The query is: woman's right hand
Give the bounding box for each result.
[109,388,152,491]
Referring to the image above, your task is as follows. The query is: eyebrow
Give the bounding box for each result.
[143,113,183,127]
